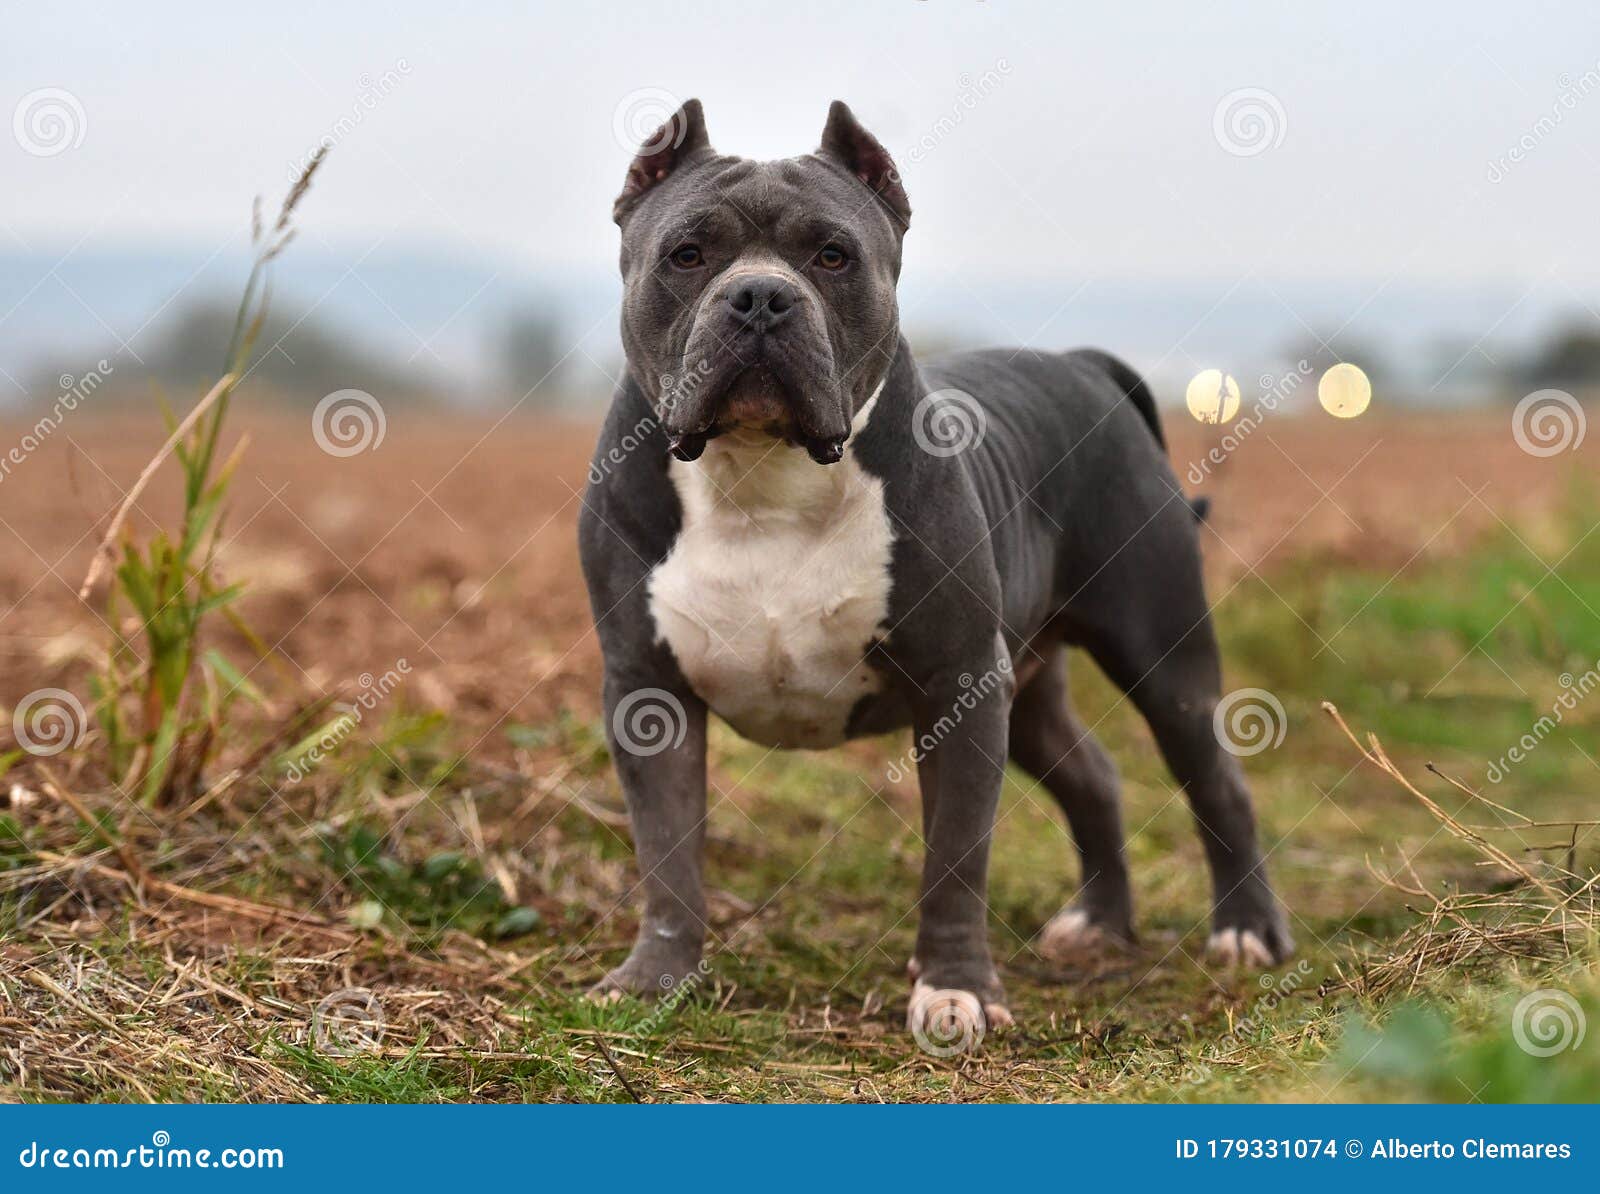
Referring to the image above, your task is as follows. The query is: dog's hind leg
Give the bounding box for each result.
[1008,647,1135,958]
[1084,599,1293,969]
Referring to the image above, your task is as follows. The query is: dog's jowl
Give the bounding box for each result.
[578,97,1292,1037]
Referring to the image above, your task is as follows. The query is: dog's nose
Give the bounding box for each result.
[725,275,797,332]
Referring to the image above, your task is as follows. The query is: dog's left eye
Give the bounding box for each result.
[815,245,849,271]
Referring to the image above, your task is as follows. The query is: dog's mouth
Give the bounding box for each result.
[666,366,847,466]
[714,367,798,436]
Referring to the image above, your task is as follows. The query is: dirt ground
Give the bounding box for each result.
[0,402,1575,734]
[3,397,1596,1102]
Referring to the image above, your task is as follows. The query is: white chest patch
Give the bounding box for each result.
[647,402,894,750]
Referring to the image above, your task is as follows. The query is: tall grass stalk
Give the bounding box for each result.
[81,150,326,805]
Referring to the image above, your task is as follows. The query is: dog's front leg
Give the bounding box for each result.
[908,659,1015,1035]
[592,673,709,998]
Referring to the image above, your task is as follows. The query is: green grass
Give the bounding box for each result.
[1333,971,1600,1102]
[87,155,325,806]
[533,495,1597,1102]
[393,494,1593,1102]
[7,498,1597,1102]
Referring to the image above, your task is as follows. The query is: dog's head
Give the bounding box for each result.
[614,99,910,464]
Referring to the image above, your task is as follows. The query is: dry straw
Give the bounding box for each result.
[1322,702,1597,1001]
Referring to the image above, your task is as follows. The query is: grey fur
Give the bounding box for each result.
[579,99,1290,1023]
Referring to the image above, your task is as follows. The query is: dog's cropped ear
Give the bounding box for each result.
[613,98,713,225]
[818,100,911,230]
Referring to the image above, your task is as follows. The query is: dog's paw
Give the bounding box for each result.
[904,954,1011,1054]
[589,944,705,1001]
[906,979,1011,1054]
[1205,916,1294,970]
[1206,877,1294,970]
[1037,906,1134,961]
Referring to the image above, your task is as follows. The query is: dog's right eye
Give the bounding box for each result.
[669,245,704,270]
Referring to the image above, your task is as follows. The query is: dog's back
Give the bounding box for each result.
[916,347,1199,614]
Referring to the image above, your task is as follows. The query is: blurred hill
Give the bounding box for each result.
[1517,323,1600,390]
[56,303,434,405]
[4,243,1599,411]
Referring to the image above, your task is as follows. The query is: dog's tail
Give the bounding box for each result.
[1078,348,1210,524]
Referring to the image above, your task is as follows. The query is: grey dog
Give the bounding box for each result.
[578,98,1291,1034]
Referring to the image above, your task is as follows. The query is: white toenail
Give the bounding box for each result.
[1239,930,1274,968]
[1039,907,1120,961]
[907,980,988,1058]
[984,1002,1016,1030]
[1207,927,1241,965]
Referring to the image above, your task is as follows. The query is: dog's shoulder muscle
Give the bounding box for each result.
[578,380,682,618]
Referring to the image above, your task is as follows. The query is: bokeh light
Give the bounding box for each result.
[1185,369,1241,425]
[1318,362,1372,418]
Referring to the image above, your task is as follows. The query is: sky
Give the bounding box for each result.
[5,1,1600,399]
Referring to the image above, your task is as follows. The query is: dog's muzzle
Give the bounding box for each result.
[663,272,851,464]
